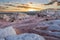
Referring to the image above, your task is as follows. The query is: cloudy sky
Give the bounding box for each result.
[0,0,50,4]
[0,0,60,12]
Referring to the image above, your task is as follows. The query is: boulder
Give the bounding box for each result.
[0,38,5,40]
[0,26,16,38]
[6,33,45,40]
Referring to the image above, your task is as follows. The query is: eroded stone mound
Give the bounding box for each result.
[0,27,16,38]
[6,33,45,40]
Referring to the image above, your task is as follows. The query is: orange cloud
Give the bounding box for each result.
[0,2,60,12]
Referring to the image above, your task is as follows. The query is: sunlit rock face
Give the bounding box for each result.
[3,15,11,22]
[6,33,45,40]
[17,13,30,20]
[37,9,60,18]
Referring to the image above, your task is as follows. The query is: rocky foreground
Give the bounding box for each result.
[0,9,60,40]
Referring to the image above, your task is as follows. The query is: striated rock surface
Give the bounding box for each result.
[0,9,60,40]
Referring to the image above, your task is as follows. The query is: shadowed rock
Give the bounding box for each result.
[0,38,5,40]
